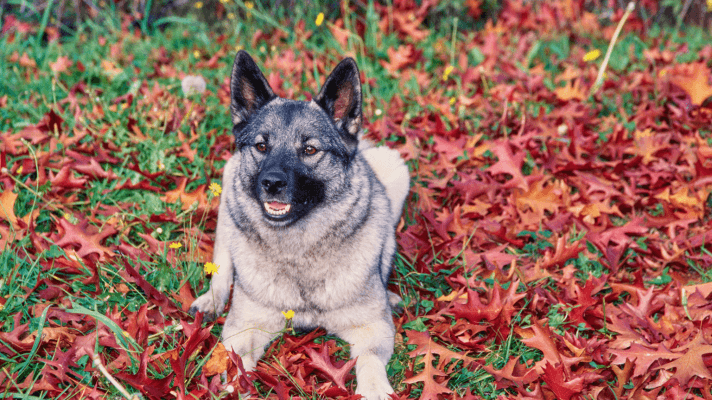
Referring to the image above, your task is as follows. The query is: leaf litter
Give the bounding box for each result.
[1,1,712,399]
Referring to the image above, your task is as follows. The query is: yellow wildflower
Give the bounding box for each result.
[209,182,222,196]
[219,0,230,3]
[204,262,219,275]
[282,310,295,320]
[245,1,254,9]
[169,242,182,249]
[228,13,235,19]
[315,12,325,27]
[442,65,454,81]
[194,1,203,9]
[449,97,456,105]
[583,49,601,62]
[193,50,201,59]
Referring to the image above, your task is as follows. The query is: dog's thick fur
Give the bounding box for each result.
[189,51,409,399]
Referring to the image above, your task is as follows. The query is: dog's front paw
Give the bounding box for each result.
[188,292,223,323]
[356,378,394,400]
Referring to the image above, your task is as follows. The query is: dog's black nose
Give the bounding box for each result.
[261,171,288,194]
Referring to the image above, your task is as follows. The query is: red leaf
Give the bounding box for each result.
[53,217,116,261]
[486,140,528,191]
[115,346,173,399]
[541,362,583,400]
[123,259,180,314]
[403,330,475,400]
[304,341,357,391]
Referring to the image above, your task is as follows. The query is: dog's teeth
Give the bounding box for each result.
[264,202,291,216]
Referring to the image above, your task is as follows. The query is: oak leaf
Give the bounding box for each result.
[482,356,538,388]
[541,362,583,400]
[554,79,586,101]
[486,140,528,191]
[304,341,357,391]
[0,187,20,229]
[609,342,678,377]
[204,343,229,376]
[658,334,712,385]
[669,62,712,106]
[49,55,73,73]
[54,217,117,261]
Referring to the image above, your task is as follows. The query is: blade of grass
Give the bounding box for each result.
[15,304,51,377]
[34,0,54,54]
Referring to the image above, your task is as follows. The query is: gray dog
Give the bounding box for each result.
[189,51,410,399]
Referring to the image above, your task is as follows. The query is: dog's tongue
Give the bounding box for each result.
[268,202,289,211]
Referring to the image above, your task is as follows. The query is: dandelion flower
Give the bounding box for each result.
[194,1,203,9]
[209,182,222,196]
[442,65,454,81]
[583,49,601,62]
[228,13,235,19]
[449,97,456,105]
[169,242,182,249]
[245,1,254,9]
[282,310,295,319]
[315,12,325,26]
[181,75,207,96]
[204,262,219,275]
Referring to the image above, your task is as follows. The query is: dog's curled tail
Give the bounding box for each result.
[362,145,410,225]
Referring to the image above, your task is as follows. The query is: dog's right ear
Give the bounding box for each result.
[230,51,276,128]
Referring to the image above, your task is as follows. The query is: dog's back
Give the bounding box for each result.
[361,144,410,224]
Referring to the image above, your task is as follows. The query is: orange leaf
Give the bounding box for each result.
[49,56,73,74]
[554,79,586,101]
[0,188,19,229]
[669,62,712,106]
[204,343,230,376]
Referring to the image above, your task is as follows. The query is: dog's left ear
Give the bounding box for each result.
[314,58,363,149]
[231,51,276,128]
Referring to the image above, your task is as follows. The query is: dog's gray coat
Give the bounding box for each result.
[189,51,410,399]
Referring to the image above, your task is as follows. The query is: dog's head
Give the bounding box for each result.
[229,51,363,227]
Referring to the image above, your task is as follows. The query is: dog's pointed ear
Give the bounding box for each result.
[314,58,363,148]
[230,50,276,127]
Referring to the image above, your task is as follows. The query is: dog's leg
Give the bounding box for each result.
[189,203,233,322]
[334,316,395,400]
[221,289,283,372]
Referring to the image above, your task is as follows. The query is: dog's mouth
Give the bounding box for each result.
[264,201,292,217]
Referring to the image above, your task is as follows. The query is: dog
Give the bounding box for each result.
[189,50,410,399]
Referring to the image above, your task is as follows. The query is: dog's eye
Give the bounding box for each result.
[255,143,267,152]
[304,146,317,156]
